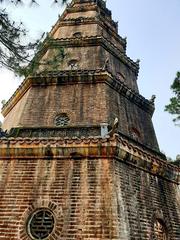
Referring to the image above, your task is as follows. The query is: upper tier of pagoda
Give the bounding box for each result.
[33,0,139,92]
[1,0,159,152]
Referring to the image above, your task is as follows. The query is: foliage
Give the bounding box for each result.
[0,0,68,7]
[0,0,68,76]
[168,155,180,167]
[0,8,35,72]
[15,35,67,77]
[165,72,180,125]
[166,154,180,167]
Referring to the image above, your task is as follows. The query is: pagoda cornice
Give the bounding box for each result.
[65,7,117,30]
[57,16,96,25]
[2,70,153,117]
[68,0,112,18]
[0,134,179,184]
[57,16,114,31]
[41,36,138,74]
[54,16,126,50]
[67,4,98,14]
[50,4,117,37]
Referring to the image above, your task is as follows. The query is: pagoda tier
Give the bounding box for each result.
[2,0,159,151]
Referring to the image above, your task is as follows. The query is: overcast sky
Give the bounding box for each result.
[0,0,179,159]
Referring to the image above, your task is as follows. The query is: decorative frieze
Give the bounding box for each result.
[8,126,101,138]
[39,36,138,73]
[0,135,179,183]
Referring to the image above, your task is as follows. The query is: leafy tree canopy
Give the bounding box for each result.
[167,154,180,167]
[0,0,68,76]
[165,72,180,125]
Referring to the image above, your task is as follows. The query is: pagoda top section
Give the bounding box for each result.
[70,0,112,17]
[50,0,119,35]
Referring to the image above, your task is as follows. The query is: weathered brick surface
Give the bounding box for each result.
[0,157,118,239]
[0,1,179,239]
[106,86,159,150]
[0,149,179,240]
[3,80,157,150]
[2,89,30,131]
[114,160,180,240]
[2,0,139,131]
[3,83,108,130]
[53,24,98,39]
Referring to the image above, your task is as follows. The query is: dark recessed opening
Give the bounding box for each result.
[27,209,54,240]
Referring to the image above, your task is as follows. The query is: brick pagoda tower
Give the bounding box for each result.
[0,0,179,239]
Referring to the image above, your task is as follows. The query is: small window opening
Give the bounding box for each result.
[54,113,70,127]
[73,32,82,38]
[27,209,54,240]
[68,59,79,70]
[130,127,141,141]
[117,72,125,82]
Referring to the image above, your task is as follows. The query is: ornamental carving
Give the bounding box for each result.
[54,113,70,127]
[154,219,168,240]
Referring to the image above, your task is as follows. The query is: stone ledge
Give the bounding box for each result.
[0,125,164,158]
[41,37,138,73]
[0,135,179,183]
[69,0,112,18]
[1,70,154,117]
[57,17,126,50]
[8,125,101,138]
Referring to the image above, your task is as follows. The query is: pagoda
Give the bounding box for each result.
[0,0,179,239]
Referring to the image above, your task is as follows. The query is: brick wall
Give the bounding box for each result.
[0,157,119,239]
[0,141,179,239]
[106,86,159,151]
[113,160,180,240]
[3,82,108,131]
[2,89,30,131]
